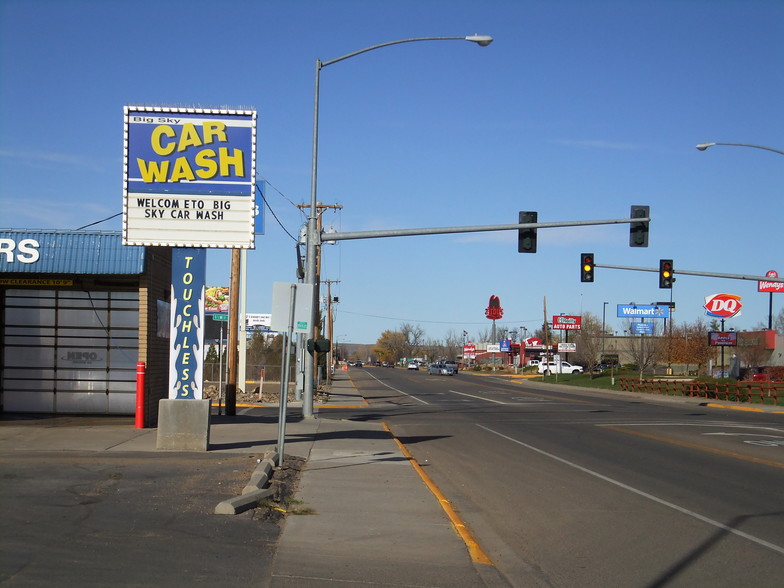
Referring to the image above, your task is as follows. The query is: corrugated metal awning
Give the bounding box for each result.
[0,229,146,275]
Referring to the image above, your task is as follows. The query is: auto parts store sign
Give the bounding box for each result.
[123,106,257,248]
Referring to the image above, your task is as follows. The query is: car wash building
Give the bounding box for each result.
[1,228,171,424]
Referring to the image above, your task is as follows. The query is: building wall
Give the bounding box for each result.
[137,247,172,427]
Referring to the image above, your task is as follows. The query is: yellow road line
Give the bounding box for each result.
[604,425,784,470]
[382,422,494,566]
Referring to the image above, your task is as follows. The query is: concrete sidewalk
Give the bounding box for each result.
[0,375,506,587]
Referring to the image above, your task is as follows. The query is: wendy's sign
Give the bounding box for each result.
[485,295,504,320]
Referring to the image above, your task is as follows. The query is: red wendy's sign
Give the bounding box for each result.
[485,295,503,320]
[758,270,783,293]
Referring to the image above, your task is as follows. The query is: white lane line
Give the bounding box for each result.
[477,423,784,556]
[449,390,507,404]
[364,371,429,404]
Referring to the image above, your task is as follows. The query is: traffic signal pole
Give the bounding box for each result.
[596,263,784,284]
[324,216,645,242]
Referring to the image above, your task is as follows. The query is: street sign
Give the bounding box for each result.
[212,313,229,321]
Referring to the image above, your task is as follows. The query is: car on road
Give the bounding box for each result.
[407,362,419,370]
[538,360,584,374]
[443,360,459,374]
[382,361,394,368]
[428,363,455,376]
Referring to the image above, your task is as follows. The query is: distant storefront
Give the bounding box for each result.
[1,229,171,424]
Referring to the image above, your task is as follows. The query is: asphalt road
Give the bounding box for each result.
[0,451,277,587]
[342,368,784,587]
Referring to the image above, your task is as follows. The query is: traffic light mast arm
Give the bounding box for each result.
[325,216,648,241]
[596,263,784,283]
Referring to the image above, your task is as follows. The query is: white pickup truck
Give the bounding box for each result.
[538,360,584,374]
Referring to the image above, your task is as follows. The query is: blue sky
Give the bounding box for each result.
[1,0,782,344]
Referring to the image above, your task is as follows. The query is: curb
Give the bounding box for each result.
[214,450,279,515]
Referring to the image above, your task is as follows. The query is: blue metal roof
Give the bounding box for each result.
[0,229,147,275]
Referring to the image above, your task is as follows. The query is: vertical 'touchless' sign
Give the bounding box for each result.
[169,248,206,399]
[123,106,257,248]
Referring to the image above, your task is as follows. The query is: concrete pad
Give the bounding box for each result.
[156,399,211,451]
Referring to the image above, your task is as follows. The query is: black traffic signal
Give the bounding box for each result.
[518,211,537,253]
[307,338,332,354]
[629,205,650,247]
[659,259,674,289]
[580,253,595,282]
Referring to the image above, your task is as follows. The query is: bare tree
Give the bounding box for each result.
[620,319,666,378]
[443,329,463,360]
[573,312,603,371]
[400,323,425,359]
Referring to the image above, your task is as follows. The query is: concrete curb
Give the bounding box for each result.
[214,450,279,515]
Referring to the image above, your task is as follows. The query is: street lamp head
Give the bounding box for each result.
[695,143,716,151]
[465,34,494,46]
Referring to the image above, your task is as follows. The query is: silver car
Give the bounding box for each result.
[428,363,455,376]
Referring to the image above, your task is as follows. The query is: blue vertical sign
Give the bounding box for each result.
[169,248,206,399]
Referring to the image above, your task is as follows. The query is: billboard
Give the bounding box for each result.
[708,331,738,347]
[617,304,670,319]
[553,315,581,330]
[123,106,257,248]
[704,293,742,319]
[758,270,783,293]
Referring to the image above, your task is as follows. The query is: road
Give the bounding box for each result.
[340,367,784,587]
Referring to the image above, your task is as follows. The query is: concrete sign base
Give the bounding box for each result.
[156,399,211,451]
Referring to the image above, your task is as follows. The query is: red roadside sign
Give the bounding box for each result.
[758,270,783,293]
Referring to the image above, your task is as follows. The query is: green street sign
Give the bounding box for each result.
[212,313,229,321]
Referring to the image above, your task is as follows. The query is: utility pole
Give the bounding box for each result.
[225,248,241,416]
[323,279,340,381]
[296,202,342,404]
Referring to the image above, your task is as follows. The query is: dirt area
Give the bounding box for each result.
[203,381,330,404]
[252,455,311,523]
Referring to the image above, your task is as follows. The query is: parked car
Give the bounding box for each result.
[382,361,394,368]
[443,360,459,374]
[407,362,419,370]
[538,361,584,375]
[428,363,455,376]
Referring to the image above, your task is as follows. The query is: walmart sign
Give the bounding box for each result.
[617,304,670,319]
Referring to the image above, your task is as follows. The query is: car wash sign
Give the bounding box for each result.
[169,249,206,399]
[123,106,257,248]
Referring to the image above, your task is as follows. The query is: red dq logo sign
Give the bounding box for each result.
[704,293,742,319]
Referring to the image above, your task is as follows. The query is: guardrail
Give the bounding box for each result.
[618,378,782,406]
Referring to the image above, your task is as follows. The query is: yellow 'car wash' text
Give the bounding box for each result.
[136,121,245,183]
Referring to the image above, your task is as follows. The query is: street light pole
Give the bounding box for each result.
[303,35,493,417]
[696,142,784,156]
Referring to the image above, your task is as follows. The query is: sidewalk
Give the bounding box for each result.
[0,376,506,587]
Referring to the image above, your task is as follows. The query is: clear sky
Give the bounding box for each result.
[1,0,782,345]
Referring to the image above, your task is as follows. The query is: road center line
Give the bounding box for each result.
[364,370,429,404]
[447,390,507,404]
[477,424,784,556]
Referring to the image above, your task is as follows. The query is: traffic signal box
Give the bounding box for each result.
[629,205,649,247]
[659,259,673,288]
[518,211,537,253]
[581,253,595,282]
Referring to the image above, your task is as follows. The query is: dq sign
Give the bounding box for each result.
[704,293,742,319]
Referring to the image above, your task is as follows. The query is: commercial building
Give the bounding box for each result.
[1,229,170,425]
